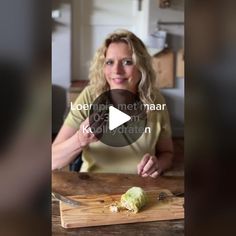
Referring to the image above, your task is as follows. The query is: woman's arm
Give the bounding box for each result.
[137,137,174,178]
[52,117,97,170]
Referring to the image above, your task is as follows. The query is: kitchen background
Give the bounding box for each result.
[52,0,184,138]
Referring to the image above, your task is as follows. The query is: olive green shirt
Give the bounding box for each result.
[64,86,171,173]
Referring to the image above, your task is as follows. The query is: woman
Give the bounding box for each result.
[52,29,173,178]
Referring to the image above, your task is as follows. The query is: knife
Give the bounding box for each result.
[52,192,80,206]
[158,191,184,200]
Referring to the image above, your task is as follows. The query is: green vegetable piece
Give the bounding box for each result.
[120,187,147,213]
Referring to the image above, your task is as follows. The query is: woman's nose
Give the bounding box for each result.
[113,61,124,74]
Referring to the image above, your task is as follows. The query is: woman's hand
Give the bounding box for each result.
[77,117,98,148]
[137,153,161,178]
[52,117,99,170]
[137,138,174,178]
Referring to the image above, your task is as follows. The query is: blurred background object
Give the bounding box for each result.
[185,0,236,235]
[159,0,171,8]
[0,0,51,235]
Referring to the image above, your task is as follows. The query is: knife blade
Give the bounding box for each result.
[158,191,184,200]
[52,192,80,206]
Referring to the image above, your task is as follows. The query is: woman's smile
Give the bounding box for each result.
[112,77,128,84]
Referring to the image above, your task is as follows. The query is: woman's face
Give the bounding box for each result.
[103,42,140,93]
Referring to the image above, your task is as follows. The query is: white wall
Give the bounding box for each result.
[52,0,71,89]
[52,0,72,133]
[72,0,150,81]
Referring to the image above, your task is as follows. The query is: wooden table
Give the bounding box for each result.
[52,171,184,235]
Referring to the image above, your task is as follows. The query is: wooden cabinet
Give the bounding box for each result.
[152,49,174,88]
[176,49,184,78]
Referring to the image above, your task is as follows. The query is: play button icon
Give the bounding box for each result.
[89,89,147,147]
[109,106,131,131]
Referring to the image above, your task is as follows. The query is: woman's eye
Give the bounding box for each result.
[122,59,133,66]
[105,60,113,65]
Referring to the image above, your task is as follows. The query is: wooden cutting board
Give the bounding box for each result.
[59,189,184,228]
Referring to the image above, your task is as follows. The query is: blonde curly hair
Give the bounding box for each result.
[89,29,157,104]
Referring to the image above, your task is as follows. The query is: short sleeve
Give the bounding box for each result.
[64,86,94,129]
[156,93,172,139]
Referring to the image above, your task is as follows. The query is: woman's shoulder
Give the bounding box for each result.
[73,85,96,104]
[80,84,94,96]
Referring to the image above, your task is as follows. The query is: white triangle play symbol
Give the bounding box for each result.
[109,106,131,131]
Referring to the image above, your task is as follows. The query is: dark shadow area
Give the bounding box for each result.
[167,34,184,52]
[52,85,67,136]
[0,62,28,153]
[161,92,184,137]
